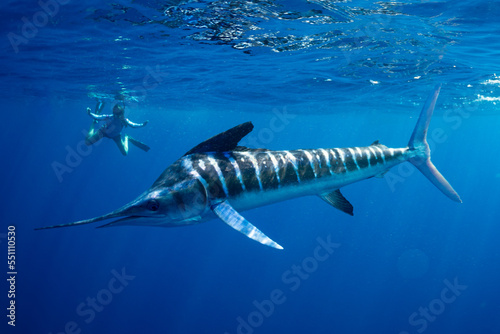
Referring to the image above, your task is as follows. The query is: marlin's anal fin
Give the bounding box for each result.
[319,189,354,216]
[211,201,283,250]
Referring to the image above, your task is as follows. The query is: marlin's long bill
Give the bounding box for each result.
[36,86,461,249]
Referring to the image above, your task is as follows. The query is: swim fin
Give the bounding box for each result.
[128,136,150,152]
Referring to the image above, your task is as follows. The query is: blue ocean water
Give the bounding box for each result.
[1,0,500,333]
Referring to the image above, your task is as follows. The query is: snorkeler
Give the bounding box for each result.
[85,101,150,156]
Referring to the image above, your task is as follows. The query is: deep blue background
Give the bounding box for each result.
[1,1,500,334]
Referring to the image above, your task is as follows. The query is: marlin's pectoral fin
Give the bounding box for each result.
[211,201,283,250]
[375,170,389,178]
[319,189,354,216]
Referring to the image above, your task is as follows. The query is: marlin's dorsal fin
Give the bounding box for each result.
[183,122,254,156]
[211,201,283,250]
[319,189,354,216]
[371,140,380,146]
[234,147,269,152]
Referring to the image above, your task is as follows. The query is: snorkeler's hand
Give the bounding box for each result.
[87,107,92,115]
[144,120,149,126]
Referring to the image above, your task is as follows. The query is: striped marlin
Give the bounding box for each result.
[37,86,461,249]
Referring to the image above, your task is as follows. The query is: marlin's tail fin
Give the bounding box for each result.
[407,85,462,203]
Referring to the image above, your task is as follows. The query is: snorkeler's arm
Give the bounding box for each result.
[88,111,113,121]
[125,119,149,128]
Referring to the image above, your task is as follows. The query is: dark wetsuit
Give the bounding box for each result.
[85,108,149,156]
[88,112,146,137]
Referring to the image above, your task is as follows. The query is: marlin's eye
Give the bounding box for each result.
[147,199,160,211]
